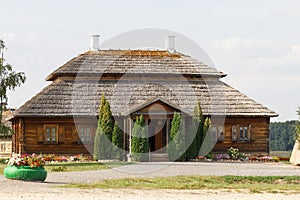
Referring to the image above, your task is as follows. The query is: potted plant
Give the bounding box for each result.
[4,153,47,181]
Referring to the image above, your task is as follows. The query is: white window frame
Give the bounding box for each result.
[44,125,58,144]
[0,143,6,152]
[79,127,92,144]
[239,126,249,141]
[212,126,225,142]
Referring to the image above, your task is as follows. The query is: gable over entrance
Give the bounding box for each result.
[127,97,184,119]
[128,98,184,153]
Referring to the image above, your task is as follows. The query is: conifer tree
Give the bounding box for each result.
[112,122,124,160]
[167,112,186,161]
[186,102,205,160]
[94,94,114,160]
[199,117,212,156]
[131,115,149,161]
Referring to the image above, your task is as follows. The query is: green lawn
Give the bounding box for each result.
[0,161,132,175]
[62,175,300,193]
[45,161,131,172]
[270,151,292,158]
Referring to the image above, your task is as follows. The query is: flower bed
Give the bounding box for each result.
[194,147,289,163]
[4,153,47,181]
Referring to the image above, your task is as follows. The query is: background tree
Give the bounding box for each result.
[296,108,300,145]
[0,39,26,136]
[186,102,205,160]
[167,112,186,161]
[112,122,124,160]
[269,120,296,151]
[94,94,114,160]
[131,115,149,162]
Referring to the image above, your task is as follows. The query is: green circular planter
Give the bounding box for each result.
[4,166,47,181]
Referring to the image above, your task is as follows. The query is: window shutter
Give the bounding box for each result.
[72,127,80,144]
[91,128,96,143]
[37,126,44,143]
[247,125,251,142]
[237,125,240,141]
[58,127,65,143]
[232,126,237,142]
[250,125,256,142]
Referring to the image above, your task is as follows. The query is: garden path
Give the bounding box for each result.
[1,162,300,200]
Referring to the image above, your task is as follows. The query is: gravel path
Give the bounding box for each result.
[45,162,300,184]
[1,162,300,200]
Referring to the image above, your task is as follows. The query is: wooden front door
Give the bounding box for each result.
[148,119,167,153]
[155,128,163,151]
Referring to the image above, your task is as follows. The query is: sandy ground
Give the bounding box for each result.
[1,162,300,200]
[1,186,300,200]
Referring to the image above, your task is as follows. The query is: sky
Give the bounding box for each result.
[1,0,300,122]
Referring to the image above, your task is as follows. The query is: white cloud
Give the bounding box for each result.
[208,37,300,121]
[209,37,285,60]
[270,2,300,17]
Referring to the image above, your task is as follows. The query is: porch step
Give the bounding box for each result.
[150,153,170,162]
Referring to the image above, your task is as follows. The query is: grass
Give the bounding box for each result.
[62,175,300,193]
[0,164,5,175]
[45,161,132,172]
[270,151,291,158]
[0,161,132,174]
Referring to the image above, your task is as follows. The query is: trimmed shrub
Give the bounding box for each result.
[186,102,205,160]
[94,94,114,160]
[167,112,186,161]
[112,122,124,160]
[131,115,149,162]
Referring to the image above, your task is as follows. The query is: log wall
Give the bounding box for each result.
[212,117,270,153]
[11,116,270,156]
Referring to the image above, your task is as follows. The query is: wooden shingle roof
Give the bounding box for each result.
[13,80,278,118]
[46,50,226,81]
[12,49,277,118]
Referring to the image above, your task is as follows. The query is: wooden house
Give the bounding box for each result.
[10,36,277,158]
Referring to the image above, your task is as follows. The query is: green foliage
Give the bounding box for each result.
[101,101,114,141]
[0,158,7,164]
[0,39,26,136]
[167,112,186,161]
[131,115,149,162]
[227,147,240,160]
[50,166,68,172]
[198,117,212,156]
[186,102,206,160]
[270,120,296,151]
[98,93,106,124]
[296,108,300,144]
[112,122,124,160]
[94,95,114,160]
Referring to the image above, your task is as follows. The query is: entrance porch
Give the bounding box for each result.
[122,98,188,160]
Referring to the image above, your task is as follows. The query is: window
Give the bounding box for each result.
[232,125,251,142]
[218,126,224,142]
[239,126,249,141]
[79,127,92,144]
[45,126,58,143]
[0,144,6,152]
[212,126,225,142]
